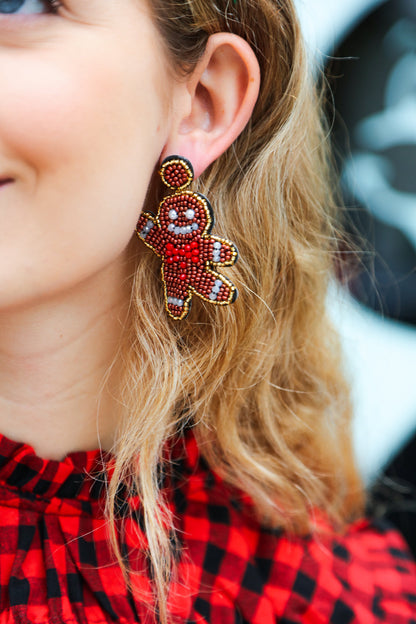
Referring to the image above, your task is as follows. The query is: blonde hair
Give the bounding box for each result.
[107,0,364,620]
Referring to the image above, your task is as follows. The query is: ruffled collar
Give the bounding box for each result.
[0,433,106,502]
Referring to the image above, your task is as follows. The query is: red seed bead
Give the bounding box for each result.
[185,252,193,259]
[180,274,187,281]
[191,241,198,249]
[167,257,174,264]
[180,262,186,269]
[173,255,180,262]
[192,257,199,264]
[185,245,191,252]
[179,249,186,256]
[166,243,174,251]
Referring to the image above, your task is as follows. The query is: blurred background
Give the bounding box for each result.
[295,0,416,553]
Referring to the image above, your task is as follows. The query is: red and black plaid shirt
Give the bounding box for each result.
[0,430,415,623]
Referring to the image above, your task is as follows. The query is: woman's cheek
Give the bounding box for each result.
[0,62,103,170]
[0,55,166,183]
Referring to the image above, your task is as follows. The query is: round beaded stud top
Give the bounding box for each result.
[136,156,238,320]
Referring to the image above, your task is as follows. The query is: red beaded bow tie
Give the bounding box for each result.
[136,156,238,320]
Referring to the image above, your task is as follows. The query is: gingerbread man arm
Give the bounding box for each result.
[201,236,238,267]
[136,212,163,256]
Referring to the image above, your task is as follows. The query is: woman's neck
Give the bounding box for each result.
[0,261,129,460]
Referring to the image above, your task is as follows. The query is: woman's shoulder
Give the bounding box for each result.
[169,431,416,623]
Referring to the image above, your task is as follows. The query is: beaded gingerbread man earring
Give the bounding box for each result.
[136,156,238,320]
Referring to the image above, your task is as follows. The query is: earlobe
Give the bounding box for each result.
[162,33,260,179]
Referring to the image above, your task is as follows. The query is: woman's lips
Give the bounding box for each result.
[0,178,14,188]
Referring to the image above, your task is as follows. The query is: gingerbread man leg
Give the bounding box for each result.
[162,265,192,320]
[191,268,237,306]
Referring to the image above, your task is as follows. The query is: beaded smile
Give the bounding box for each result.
[136,156,238,320]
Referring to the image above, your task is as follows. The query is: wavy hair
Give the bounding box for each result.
[106,1,364,621]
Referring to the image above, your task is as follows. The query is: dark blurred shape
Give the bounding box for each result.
[330,0,416,556]
[331,0,416,325]
[369,429,416,556]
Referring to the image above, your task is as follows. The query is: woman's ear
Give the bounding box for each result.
[162,33,260,179]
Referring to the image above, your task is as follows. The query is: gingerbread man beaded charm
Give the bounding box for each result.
[136,156,238,320]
